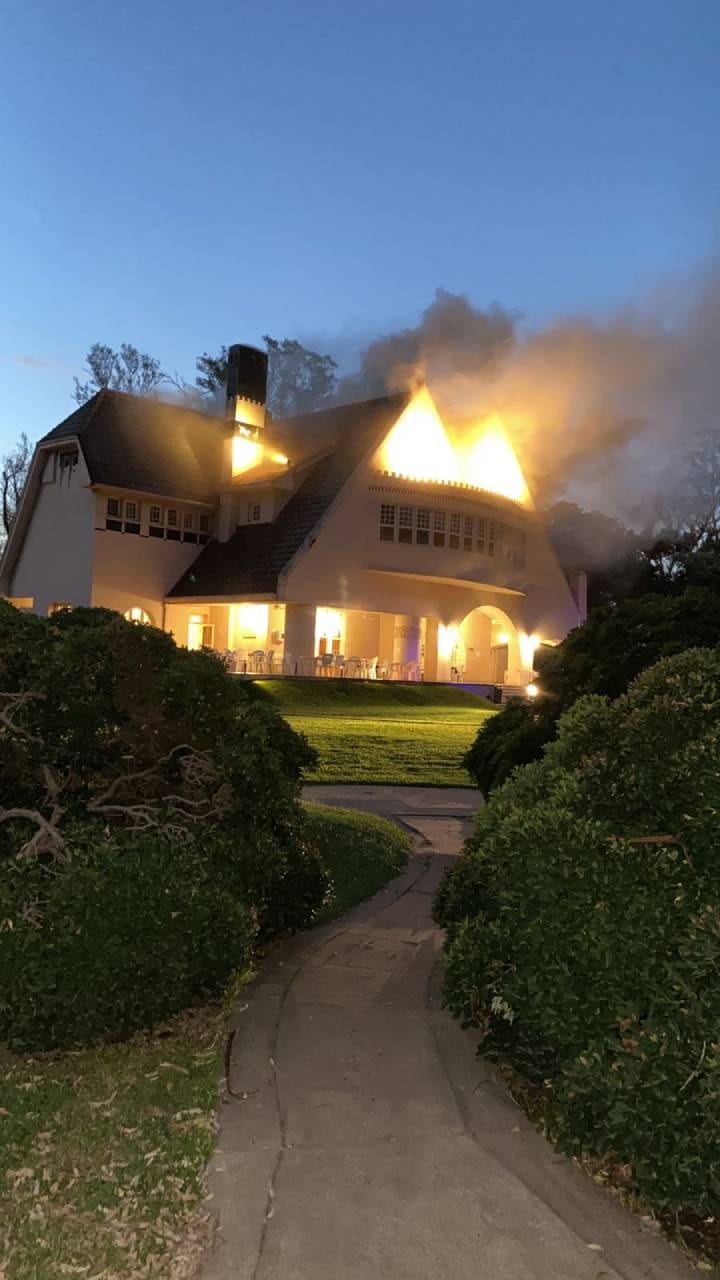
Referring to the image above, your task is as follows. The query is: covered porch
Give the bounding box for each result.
[164,599,540,690]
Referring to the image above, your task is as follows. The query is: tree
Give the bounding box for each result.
[1,433,31,549]
[264,336,337,419]
[543,501,643,607]
[194,336,338,418]
[73,343,166,405]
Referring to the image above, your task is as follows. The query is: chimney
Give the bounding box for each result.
[225,343,268,433]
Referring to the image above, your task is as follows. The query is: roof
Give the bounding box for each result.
[40,389,225,504]
[168,391,409,598]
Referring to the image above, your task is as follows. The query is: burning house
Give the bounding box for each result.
[0,344,585,689]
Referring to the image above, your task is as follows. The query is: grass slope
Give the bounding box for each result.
[0,806,409,1279]
[255,679,495,786]
[305,802,411,921]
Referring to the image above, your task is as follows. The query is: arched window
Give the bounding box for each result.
[123,606,153,625]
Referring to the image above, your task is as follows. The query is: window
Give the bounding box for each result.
[58,449,78,472]
[477,518,486,553]
[464,516,474,551]
[106,496,122,532]
[248,503,261,523]
[398,505,413,543]
[488,521,496,556]
[449,512,461,549]
[379,503,396,541]
[416,507,430,545]
[199,512,211,544]
[124,606,152,625]
[149,504,164,537]
[48,602,72,616]
[433,510,446,547]
[123,499,140,535]
[166,508,181,541]
[182,510,197,543]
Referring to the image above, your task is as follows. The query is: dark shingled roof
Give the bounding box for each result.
[168,391,409,598]
[40,389,225,504]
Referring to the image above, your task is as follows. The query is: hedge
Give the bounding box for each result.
[436,648,720,1214]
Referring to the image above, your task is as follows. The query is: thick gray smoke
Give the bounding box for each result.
[337,278,720,527]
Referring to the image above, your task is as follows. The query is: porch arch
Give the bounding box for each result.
[441,603,523,685]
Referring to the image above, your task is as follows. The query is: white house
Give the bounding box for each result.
[0,344,585,688]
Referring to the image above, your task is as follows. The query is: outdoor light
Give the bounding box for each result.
[526,683,539,698]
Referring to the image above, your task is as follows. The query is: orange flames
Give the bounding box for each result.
[378,388,530,505]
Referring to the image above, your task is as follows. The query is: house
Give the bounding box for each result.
[0,344,586,687]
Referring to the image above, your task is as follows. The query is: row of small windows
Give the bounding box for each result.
[378,503,526,564]
[105,498,212,543]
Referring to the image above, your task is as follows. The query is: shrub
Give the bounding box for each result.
[465,587,720,793]
[0,833,256,1051]
[437,648,720,1214]
[0,604,323,1048]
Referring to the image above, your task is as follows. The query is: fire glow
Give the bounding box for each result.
[378,389,530,505]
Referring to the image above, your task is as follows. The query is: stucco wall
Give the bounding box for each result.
[281,447,580,647]
[10,452,96,615]
[91,491,202,625]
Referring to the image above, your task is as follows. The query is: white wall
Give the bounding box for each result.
[10,451,96,615]
[281,444,581,650]
[90,494,204,625]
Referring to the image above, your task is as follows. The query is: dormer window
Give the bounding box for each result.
[58,448,78,472]
[166,509,181,541]
[249,502,262,523]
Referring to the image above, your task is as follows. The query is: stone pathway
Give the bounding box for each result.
[201,787,692,1280]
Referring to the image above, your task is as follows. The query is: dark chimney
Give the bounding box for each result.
[225,344,268,427]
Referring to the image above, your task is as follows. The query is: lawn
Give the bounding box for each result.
[255,679,495,786]
[0,805,411,1280]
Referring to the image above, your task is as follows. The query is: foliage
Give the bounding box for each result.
[305,802,411,921]
[73,342,166,404]
[0,834,255,1051]
[194,335,338,418]
[463,699,555,796]
[544,500,643,608]
[437,648,720,1214]
[465,587,720,793]
[0,432,31,548]
[0,605,322,1048]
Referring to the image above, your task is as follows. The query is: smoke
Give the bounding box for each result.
[338,276,720,526]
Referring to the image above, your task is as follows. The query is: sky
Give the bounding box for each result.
[2,0,720,452]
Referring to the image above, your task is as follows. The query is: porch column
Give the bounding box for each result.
[424,618,439,681]
[283,603,316,674]
[392,615,422,666]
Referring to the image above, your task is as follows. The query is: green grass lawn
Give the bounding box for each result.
[0,805,410,1280]
[256,678,495,786]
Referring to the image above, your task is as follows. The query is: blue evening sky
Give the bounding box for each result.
[2,0,719,450]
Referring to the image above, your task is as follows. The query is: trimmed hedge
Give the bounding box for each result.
[437,648,720,1215]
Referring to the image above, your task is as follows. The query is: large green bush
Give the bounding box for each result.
[464,587,720,794]
[437,648,720,1214]
[0,834,256,1051]
[0,604,324,1049]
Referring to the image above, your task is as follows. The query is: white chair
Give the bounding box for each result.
[249,650,265,674]
[345,656,361,679]
[334,653,346,677]
[320,653,335,677]
[266,649,277,674]
[367,656,379,680]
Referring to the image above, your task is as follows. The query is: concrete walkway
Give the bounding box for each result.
[202,787,692,1280]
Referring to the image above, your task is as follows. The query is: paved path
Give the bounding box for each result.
[202,787,692,1280]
